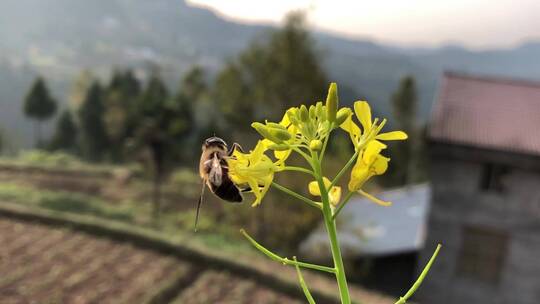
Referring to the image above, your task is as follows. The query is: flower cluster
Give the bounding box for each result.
[226,82,407,207]
[230,82,441,304]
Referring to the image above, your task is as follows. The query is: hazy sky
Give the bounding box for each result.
[188,0,540,49]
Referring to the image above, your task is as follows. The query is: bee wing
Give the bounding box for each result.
[208,154,223,186]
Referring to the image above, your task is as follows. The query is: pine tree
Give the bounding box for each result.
[0,129,3,155]
[391,75,418,185]
[68,70,93,113]
[174,66,205,160]
[23,77,58,146]
[132,73,171,220]
[104,69,141,161]
[49,110,78,153]
[214,12,327,134]
[79,82,108,162]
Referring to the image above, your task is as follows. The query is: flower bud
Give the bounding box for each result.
[309,139,323,151]
[309,105,316,119]
[266,122,287,130]
[268,143,291,151]
[320,121,331,135]
[268,128,292,142]
[335,108,352,126]
[288,113,300,126]
[315,102,323,118]
[252,122,271,136]
[326,82,338,123]
[299,105,309,122]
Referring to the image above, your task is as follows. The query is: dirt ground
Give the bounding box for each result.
[0,216,305,304]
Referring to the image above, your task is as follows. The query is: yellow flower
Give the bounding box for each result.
[341,101,407,149]
[308,177,342,206]
[348,141,389,192]
[228,140,281,206]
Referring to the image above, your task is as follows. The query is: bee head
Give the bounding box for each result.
[203,136,228,150]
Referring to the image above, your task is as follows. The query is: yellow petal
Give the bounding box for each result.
[329,186,342,206]
[251,140,267,163]
[348,158,370,192]
[362,141,387,164]
[308,181,321,196]
[359,189,392,207]
[252,177,272,207]
[261,139,273,149]
[340,114,361,138]
[308,177,332,196]
[279,109,291,127]
[372,155,389,175]
[375,131,408,141]
[274,149,292,165]
[322,177,332,188]
[354,101,372,132]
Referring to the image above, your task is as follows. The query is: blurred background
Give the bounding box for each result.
[0,0,539,303]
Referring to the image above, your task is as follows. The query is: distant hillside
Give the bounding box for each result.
[1,0,539,149]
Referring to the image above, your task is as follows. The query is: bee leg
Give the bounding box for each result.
[240,184,264,192]
[228,143,244,156]
[194,181,206,232]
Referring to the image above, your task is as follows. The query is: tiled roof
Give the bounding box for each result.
[429,72,540,156]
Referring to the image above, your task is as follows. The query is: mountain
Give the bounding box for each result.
[1,0,539,149]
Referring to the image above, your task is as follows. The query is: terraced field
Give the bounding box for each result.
[0,217,311,304]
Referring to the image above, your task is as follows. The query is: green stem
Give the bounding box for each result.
[241,229,336,274]
[283,166,315,177]
[294,256,316,304]
[311,151,351,304]
[395,244,442,304]
[292,146,313,165]
[332,191,355,220]
[330,149,358,190]
[272,182,322,210]
[319,122,334,162]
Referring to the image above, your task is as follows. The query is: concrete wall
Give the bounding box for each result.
[417,146,540,304]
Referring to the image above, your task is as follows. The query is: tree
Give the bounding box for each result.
[79,82,108,162]
[211,13,328,241]
[179,66,207,102]
[213,63,252,131]
[104,69,141,161]
[175,66,207,161]
[132,73,173,220]
[213,12,328,134]
[391,75,419,185]
[68,70,93,113]
[23,77,57,146]
[49,110,78,153]
[0,129,3,155]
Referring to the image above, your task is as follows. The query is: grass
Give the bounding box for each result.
[0,150,142,176]
[0,183,134,222]
[0,182,252,255]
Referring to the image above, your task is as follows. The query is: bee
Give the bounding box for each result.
[195,136,243,231]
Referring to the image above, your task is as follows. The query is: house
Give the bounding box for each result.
[418,72,540,304]
[300,184,430,296]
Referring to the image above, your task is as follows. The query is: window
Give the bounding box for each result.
[457,226,508,284]
[479,163,508,192]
